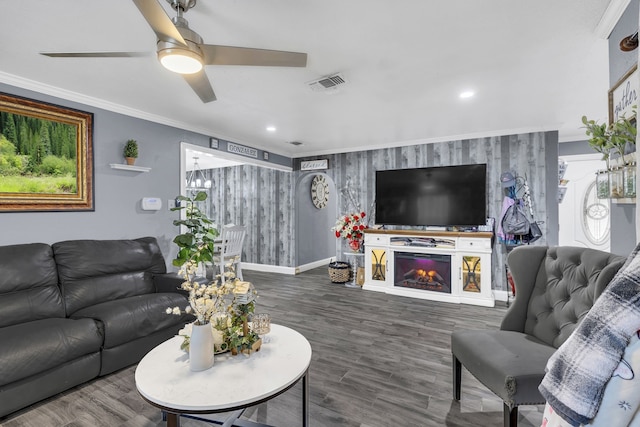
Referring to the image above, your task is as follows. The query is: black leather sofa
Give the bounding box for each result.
[0,237,193,418]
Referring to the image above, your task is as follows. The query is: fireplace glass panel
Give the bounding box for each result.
[370,249,386,281]
[462,255,481,293]
[394,252,451,293]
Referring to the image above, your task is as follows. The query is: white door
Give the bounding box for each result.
[558,154,610,251]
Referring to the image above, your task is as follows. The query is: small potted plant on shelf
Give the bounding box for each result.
[123,139,138,165]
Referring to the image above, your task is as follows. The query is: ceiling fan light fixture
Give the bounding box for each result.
[158,48,203,74]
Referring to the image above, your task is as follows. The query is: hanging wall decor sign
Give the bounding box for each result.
[0,92,94,212]
[227,142,258,159]
[301,159,329,171]
[609,64,638,124]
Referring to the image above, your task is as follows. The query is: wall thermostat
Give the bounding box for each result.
[141,197,162,211]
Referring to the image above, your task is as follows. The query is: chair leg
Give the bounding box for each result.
[236,261,243,280]
[503,403,517,427]
[452,354,461,400]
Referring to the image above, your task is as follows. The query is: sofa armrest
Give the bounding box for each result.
[594,256,626,299]
[153,273,186,295]
[501,245,548,332]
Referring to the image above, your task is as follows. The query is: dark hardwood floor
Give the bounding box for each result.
[0,267,544,427]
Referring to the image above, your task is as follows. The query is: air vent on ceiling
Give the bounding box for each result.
[307,73,347,93]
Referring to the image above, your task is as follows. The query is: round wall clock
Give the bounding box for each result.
[311,175,329,209]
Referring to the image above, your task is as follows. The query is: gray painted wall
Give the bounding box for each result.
[296,173,337,265]
[607,0,638,256]
[0,83,289,269]
[0,83,206,267]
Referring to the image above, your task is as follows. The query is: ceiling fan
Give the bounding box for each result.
[40,0,308,103]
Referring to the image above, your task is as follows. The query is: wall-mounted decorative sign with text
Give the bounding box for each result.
[609,64,638,124]
[300,159,329,171]
[227,142,258,159]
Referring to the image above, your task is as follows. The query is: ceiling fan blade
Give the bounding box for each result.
[200,45,307,67]
[41,52,150,58]
[183,71,217,103]
[132,0,187,46]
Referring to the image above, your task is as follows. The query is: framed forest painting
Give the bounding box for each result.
[0,93,93,212]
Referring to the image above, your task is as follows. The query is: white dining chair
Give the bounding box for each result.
[212,224,247,281]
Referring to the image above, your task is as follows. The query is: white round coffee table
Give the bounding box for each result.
[135,324,312,427]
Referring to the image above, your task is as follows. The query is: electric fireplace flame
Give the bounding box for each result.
[394,253,451,293]
[415,269,437,282]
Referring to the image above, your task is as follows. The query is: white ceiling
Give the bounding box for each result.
[0,1,626,158]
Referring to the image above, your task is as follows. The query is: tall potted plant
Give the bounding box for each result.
[170,191,221,370]
[171,191,218,270]
[168,192,262,364]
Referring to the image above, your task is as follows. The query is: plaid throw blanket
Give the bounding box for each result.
[538,243,640,426]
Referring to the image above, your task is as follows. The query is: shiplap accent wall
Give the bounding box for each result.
[201,131,556,291]
[298,131,556,291]
[204,165,295,268]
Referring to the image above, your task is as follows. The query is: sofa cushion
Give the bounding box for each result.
[451,329,557,407]
[53,237,168,315]
[0,243,64,328]
[0,317,102,386]
[62,271,157,316]
[71,293,191,348]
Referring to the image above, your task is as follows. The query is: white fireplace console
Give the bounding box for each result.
[363,229,494,307]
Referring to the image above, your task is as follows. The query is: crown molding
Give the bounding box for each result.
[0,71,216,133]
[595,0,631,39]
[0,71,294,158]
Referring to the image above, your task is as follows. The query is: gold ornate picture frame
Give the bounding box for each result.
[0,93,94,212]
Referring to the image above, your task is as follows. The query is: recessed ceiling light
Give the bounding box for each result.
[266,126,277,132]
[459,91,475,99]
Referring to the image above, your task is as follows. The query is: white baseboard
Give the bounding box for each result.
[241,257,336,276]
[295,257,336,274]
[241,262,296,275]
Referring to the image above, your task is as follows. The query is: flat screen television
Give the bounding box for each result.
[375,164,487,227]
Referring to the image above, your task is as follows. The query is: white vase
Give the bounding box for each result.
[189,323,214,371]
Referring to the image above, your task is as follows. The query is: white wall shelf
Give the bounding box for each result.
[109,164,151,173]
[611,197,636,204]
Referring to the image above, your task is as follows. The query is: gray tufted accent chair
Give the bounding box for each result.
[450,245,626,427]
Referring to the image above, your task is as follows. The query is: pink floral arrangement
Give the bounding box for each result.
[332,212,368,251]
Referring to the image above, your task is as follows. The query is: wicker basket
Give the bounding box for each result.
[328,261,351,283]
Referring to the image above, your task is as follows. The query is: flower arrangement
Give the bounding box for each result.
[166,259,236,325]
[168,259,261,355]
[168,191,261,355]
[332,211,368,252]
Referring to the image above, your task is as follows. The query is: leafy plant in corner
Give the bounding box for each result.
[609,107,637,159]
[171,191,218,268]
[582,105,637,165]
[581,116,611,166]
[123,139,138,158]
